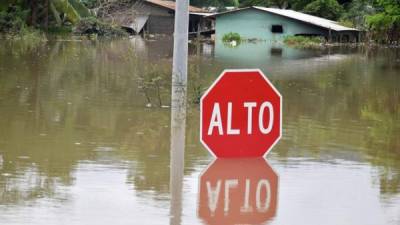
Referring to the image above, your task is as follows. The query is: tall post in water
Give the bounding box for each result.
[172,0,189,89]
[169,0,189,225]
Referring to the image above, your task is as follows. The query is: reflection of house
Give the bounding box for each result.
[211,7,360,42]
[105,0,213,35]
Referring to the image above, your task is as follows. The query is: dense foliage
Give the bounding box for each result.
[0,5,28,33]
[303,0,344,20]
[0,0,92,31]
[366,0,400,43]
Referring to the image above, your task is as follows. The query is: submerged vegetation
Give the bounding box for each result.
[283,36,325,48]
[73,17,128,37]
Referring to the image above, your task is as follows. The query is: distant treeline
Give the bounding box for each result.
[0,0,399,43]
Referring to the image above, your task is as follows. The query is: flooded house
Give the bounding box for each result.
[211,6,360,42]
[103,0,213,35]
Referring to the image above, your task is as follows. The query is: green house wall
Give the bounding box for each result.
[215,8,330,41]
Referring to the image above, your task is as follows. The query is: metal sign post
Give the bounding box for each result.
[172,0,189,90]
[169,1,189,225]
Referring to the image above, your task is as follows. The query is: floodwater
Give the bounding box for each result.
[0,37,399,225]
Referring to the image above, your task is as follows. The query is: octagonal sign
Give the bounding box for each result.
[200,69,282,158]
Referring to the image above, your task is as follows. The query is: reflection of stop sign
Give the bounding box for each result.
[200,69,282,158]
[198,158,278,225]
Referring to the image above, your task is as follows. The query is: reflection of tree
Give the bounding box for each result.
[0,39,155,204]
[360,50,400,194]
[120,108,171,194]
[0,38,210,204]
[118,107,209,196]
[271,49,400,195]
[0,166,69,205]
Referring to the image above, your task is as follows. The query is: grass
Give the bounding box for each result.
[47,26,73,35]
[1,27,46,43]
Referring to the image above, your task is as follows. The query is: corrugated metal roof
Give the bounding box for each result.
[254,7,357,31]
[212,6,358,32]
[145,0,208,13]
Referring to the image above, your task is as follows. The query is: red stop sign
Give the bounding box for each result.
[200,69,282,158]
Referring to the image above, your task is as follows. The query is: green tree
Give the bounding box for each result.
[303,0,344,20]
[340,0,375,29]
[0,0,91,31]
[291,0,313,10]
[366,0,400,43]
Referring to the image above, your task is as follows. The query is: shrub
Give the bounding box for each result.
[222,32,242,43]
[0,5,29,34]
[0,5,45,42]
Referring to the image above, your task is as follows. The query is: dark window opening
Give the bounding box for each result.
[271,25,283,33]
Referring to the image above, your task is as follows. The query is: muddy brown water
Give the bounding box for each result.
[0,37,399,225]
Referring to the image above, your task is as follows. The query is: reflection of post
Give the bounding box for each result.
[169,82,187,225]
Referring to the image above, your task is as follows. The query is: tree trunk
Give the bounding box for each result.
[44,0,49,30]
[29,0,38,26]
